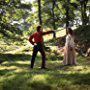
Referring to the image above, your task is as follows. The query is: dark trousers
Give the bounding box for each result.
[31,45,46,68]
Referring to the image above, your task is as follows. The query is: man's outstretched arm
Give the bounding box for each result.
[42,30,54,35]
[42,30,56,38]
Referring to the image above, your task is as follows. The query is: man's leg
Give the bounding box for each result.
[31,46,38,68]
[39,47,46,68]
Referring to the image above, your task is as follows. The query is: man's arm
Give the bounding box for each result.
[42,30,56,38]
[42,30,54,35]
[28,35,34,45]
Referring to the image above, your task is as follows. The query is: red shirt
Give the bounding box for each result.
[29,31,54,45]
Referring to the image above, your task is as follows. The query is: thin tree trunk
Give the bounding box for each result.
[66,6,69,28]
[38,0,42,25]
[80,0,89,25]
[65,0,70,34]
[65,0,70,28]
[52,0,56,30]
[89,6,90,25]
[83,2,87,25]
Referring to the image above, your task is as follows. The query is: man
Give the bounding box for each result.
[29,25,56,69]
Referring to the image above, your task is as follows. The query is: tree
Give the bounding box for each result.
[77,0,89,25]
[0,0,32,38]
[52,0,56,30]
[38,0,42,25]
[64,0,70,28]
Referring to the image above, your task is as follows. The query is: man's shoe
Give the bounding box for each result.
[29,65,33,69]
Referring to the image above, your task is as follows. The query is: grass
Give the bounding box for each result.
[0,52,90,90]
[0,28,90,90]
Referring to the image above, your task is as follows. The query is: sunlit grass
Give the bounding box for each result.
[31,74,48,83]
[0,53,90,90]
[0,60,90,90]
[0,29,90,90]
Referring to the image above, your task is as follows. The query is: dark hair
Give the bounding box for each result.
[37,25,41,32]
[67,28,74,36]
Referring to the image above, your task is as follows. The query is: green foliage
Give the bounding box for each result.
[0,0,90,38]
[75,25,90,55]
[0,0,32,38]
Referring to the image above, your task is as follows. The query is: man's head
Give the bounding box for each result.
[37,25,43,32]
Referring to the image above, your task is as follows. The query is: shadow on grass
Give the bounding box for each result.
[64,73,90,85]
[0,69,16,76]
[77,55,90,67]
[0,53,31,73]
[0,53,48,72]
[0,53,90,90]
[1,69,90,90]
[0,53,31,61]
[1,62,29,68]
[1,72,57,90]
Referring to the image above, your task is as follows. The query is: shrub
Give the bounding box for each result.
[74,25,90,56]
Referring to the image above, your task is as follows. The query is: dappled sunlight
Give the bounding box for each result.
[58,65,90,74]
[0,58,90,90]
[0,0,90,89]
[1,61,10,64]
[15,61,29,65]
[31,74,48,83]
[0,31,90,90]
[0,61,18,70]
[49,46,57,51]
[0,60,30,75]
[1,62,29,69]
[0,74,15,84]
[69,65,90,73]
[43,28,66,41]
[0,66,18,70]
[14,68,27,73]
[0,73,17,83]
[4,74,16,80]
[46,60,62,69]
[56,29,66,38]
[5,44,31,54]
[0,53,32,62]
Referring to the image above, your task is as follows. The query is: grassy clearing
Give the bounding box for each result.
[0,52,90,90]
[0,28,90,90]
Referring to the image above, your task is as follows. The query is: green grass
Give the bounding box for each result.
[0,28,90,90]
[0,52,90,90]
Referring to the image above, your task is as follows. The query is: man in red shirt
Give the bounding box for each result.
[29,25,56,69]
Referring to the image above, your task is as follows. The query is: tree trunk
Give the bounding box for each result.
[88,6,90,25]
[65,0,70,34]
[80,0,89,25]
[66,6,69,28]
[65,0,70,28]
[38,0,42,25]
[52,0,56,30]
